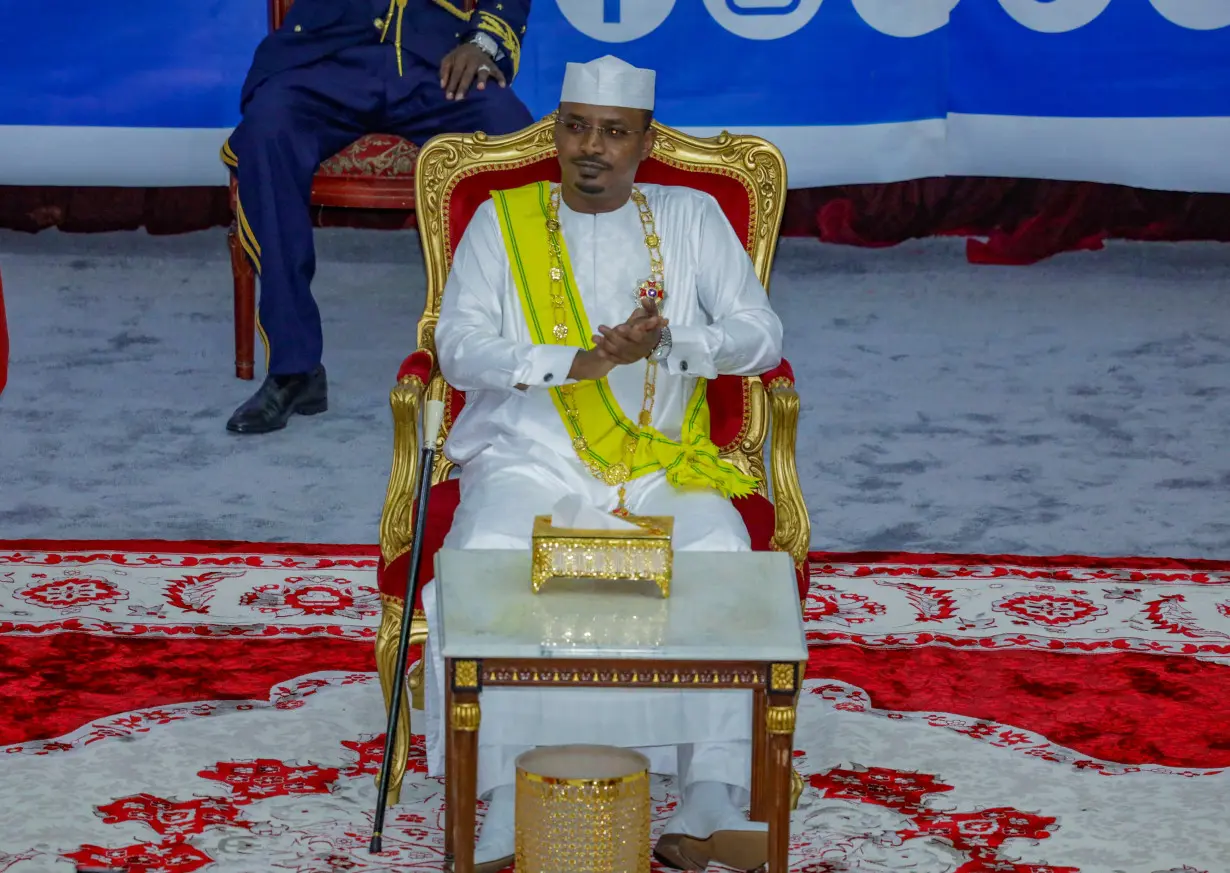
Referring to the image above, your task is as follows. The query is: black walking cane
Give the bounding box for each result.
[370,397,446,854]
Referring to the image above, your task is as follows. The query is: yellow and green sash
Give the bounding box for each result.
[491,181,758,499]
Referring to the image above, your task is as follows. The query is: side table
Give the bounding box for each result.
[434,548,808,873]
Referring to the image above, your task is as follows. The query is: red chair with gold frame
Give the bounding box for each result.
[372,114,811,805]
[225,0,474,380]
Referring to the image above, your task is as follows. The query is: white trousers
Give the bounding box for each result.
[422,449,755,798]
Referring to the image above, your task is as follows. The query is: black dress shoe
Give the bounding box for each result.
[226,365,328,434]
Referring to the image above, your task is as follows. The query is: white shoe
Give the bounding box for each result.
[473,785,515,873]
[654,782,768,872]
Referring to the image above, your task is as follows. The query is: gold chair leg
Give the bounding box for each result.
[408,658,426,711]
[374,601,413,806]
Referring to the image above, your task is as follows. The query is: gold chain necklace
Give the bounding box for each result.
[546,185,664,514]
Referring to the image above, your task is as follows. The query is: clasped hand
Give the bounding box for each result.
[569,300,667,382]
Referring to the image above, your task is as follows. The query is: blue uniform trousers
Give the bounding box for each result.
[227,43,532,375]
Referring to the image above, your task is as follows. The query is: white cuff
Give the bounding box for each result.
[513,345,580,389]
[661,325,717,379]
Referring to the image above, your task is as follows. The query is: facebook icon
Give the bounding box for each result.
[725,0,804,13]
[556,0,677,42]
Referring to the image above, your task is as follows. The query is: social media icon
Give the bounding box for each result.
[996,0,1112,33]
[555,0,677,43]
[703,0,824,39]
[850,0,959,38]
[1148,0,1230,30]
[725,0,804,14]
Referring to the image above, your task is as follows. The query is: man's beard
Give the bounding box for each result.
[572,159,610,196]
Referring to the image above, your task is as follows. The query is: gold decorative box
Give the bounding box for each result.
[515,745,651,873]
[530,515,673,598]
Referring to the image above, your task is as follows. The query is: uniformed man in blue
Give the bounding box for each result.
[222,0,533,434]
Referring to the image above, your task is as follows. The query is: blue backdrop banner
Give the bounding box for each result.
[1,0,1228,190]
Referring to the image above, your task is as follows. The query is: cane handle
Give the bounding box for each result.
[422,399,445,449]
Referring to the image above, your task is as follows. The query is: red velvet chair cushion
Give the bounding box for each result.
[377,479,808,606]
[706,375,749,452]
[398,349,435,383]
[761,359,796,389]
[318,134,419,178]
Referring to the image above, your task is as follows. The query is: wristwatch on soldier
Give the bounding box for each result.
[468,31,503,61]
[650,325,673,363]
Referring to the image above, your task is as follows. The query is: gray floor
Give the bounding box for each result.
[1,227,1227,557]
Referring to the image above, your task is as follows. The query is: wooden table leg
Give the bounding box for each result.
[450,688,481,873]
[750,687,768,822]
[765,698,796,873]
[444,679,455,859]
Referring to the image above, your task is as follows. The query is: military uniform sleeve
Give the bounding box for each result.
[464,0,530,82]
[660,194,784,380]
[437,200,579,392]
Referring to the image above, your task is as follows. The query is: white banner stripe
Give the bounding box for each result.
[946,114,1230,194]
[1,117,1227,192]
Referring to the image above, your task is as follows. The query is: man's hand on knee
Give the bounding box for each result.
[440,43,506,101]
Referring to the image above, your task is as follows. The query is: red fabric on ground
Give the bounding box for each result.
[809,548,1230,573]
[0,635,375,746]
[0,539,379,558]
[5,541,1229,775]
[806,644,1230,770]
[9,598,1227,768]
[782,177,1230,264]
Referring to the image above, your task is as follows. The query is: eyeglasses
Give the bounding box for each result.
[555,119,647,141]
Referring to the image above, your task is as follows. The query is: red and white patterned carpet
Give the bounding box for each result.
[2,541,1227,873]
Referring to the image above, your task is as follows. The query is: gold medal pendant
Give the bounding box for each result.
[636,278,664,306]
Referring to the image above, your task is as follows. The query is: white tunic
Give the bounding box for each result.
[423,184,784,792]
[436,183,782,473]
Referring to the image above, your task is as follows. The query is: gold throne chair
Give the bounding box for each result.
[374,115,811,806]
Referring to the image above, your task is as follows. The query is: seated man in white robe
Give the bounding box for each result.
[421,54,784,872]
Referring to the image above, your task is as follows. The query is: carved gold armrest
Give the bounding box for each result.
[378,351,433,565]
[765,363,810,568]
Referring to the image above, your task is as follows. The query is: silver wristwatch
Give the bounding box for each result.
[650,325,673,362]
[468,31,503,61]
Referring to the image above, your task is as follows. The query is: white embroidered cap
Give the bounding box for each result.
[560,55,655,111]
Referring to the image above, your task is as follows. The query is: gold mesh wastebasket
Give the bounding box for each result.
[515,745,651,873]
